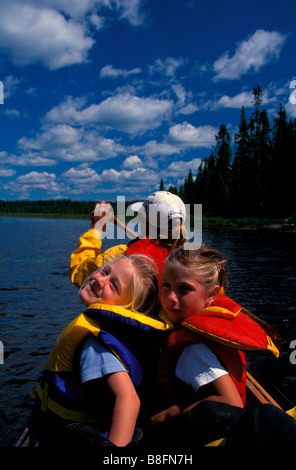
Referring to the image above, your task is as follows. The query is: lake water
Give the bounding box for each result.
[0,216,295,446]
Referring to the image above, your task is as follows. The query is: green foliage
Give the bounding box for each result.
[160,88,296,218]
[0,199,96,216]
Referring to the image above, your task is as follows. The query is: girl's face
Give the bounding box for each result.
[80,258,134,307]
[160,261,218,324]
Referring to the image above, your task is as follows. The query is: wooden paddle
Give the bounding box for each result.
[113,215,138,239]
[246,371,282,408]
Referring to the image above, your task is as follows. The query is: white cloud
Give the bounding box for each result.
[149,57,186,77]
[102,166,157,185]
[213,30,287,80]
[45,93,173,134]
[16,171,56,184]
[100,65,142,78]
[19,125,82,152]
[215,91,254,109]
[178,103,198,115]
[171,83,198,115]
[162,158,202,178]
[285,100,296,118]
[115,0,144,26]
[4,170,68,196]
[122,155,143,169]
[61,166,102,184]
[0,150,56,167]
[0,2,94,69]
[3,75,21,99]
[17,124,125,162]
[0,0,144,70]
[168,122,217,148]
[141,140,180,157]
[0,168,16,177]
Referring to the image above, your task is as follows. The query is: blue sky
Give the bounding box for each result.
[0,0,295,201]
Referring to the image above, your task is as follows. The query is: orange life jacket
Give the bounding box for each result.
[158,293,279,407]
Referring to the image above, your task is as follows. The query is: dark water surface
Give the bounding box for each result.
[0,217,295,446]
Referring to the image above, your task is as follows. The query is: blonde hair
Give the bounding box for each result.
[80,254,159,316]
[156,219,188,249]
[164,243,228,290]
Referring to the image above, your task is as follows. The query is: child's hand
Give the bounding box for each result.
[150,405,181,426]
[91,201,112,230]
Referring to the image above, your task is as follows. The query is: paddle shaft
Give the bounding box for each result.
[113,215,138,239]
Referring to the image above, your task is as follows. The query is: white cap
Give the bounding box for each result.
[131,191,186,228]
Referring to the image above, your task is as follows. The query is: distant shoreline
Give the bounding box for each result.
[0,212,90,220]
[1,213,295,232]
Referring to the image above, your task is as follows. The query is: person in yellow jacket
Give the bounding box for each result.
[69,191,188,288]
[29,254,172,447]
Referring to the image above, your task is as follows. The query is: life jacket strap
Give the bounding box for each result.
[32,382,109,423]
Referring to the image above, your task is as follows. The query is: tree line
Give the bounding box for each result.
[163,86,296,218]
[0,199,95,215]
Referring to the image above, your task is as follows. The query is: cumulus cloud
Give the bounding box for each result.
[45,93,173,134]
[0,0,144,69]
[61,166,102,185]
[3,75,21,99]
[168,122,217,148]
[162,158,202,178]
[141,140,178,157]
[149,57,186,77]
[0,150,56,167]
[16,171,56,184]
[100,65,142,78]
[101,166,157,186]
[0,2,94,69]
[4,170,68,196]
[17,124,125,162]
[285,100,296,119]
[122,155,143,169]
[0,167,16,177]
[213,29,288,80]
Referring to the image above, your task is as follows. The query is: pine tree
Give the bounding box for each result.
[184,169,195,205]
[248,85,272,215]
[159,178,165,191]
[214,125,232,215]
[168,185,179,196]
[232,106,252,215]
[270,104,296,216]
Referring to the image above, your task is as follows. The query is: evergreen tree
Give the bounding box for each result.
[270,104,296,216]
[214,124,232,215]
[232,106,252,215]
[159,178,165,191]
[168,185,179,196]
[183,169,195,205]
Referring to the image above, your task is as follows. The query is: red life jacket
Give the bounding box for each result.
[158,294,279,407]
[126,238,171,283]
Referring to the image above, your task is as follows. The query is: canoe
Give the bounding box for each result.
[15,371,296,448]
